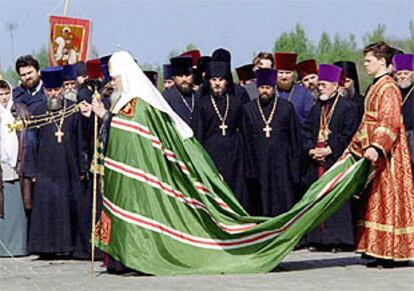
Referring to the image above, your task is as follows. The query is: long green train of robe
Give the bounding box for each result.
[96,97,372,275]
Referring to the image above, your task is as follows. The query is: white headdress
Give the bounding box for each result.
[109,51,193,139]
[0,80,18,172]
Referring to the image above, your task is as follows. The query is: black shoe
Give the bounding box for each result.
[366,259,394,269]
[394,261,410,268]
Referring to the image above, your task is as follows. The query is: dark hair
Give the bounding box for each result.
[253,52,274,67]
[15,55,40,74]
[0,80,11,90]
[363,41,393,66]
[390,47,404,57]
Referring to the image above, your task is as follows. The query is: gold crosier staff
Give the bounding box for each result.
[6,104,80,132]
[90,88,101,277]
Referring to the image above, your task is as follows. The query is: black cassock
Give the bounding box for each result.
[162,86,201,126]
[242,97,301,216]
[25,100,85,254]
[348,93,365,132]
[192,93,247,200]
[72,87,111,260]
[302,96,356,247]
[402,85,414,177]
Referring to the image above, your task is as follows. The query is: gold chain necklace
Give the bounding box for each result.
[256,95,278,138]
[210,94,230,136]
[180,91,194,113]
[318,95,340,143]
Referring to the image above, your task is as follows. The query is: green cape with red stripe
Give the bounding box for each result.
[96,97,372,275]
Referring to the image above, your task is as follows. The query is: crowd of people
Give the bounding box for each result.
[0,40,413,271]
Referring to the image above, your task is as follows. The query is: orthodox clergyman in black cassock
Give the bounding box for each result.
[24,66,86,258]
[334,61,365,130]
[192,61,247,201]
[242,68,301,216]
[303,64,356,251]
[211,48,250,104]
[162,56,200,126]
[72,58,110,260]
[393,53,414,177]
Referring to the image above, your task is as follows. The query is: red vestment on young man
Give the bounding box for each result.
[348,75,414,261]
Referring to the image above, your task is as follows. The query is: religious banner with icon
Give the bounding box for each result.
[48,16,91,66]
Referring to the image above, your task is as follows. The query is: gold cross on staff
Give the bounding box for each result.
[55,129,64,143]
[263,124,272,138]
[219,122,228,136]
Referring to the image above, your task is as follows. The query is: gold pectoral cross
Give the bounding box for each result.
[263,124,272,138]
[219,122,228,136]
[318,127,331,143]
[55,129,64,143]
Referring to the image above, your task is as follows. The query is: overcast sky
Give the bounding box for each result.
[0,0,413,70]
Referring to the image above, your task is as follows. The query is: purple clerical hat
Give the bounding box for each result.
[256,68,276,88]
[318,64,342,84]
[393,54,414,72]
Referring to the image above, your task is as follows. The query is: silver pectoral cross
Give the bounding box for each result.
[219,122,228,136]
[55,129,64,143]
[263,124,272,138]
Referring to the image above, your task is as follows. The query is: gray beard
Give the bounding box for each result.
[398,80,413,89]
[63,89,78,102]
[110,88,122,105]
[339,85,356,99]
[309,87,319,100]
[47,97,62,111]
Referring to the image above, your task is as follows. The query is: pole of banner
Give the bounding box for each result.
[91,89,100,277]
[63,0,71,16]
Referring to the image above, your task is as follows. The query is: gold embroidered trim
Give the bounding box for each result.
[355,249,414,261]
[357,220,414,235]
[120,98,137,118]
[373,126,397,142]
[364,110,378,120]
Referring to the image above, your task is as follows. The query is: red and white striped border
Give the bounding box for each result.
[103,156,358,250]
[105,157,254,234]
[111,117,190,174]
[110,117,232,213]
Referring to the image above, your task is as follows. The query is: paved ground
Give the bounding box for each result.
[1,250,413,290]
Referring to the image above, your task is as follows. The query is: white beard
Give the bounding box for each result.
[398,79,413,89]
[110,88,122,105]
[319,94,330,101]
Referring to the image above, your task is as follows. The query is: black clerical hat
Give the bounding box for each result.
[236,64,255,82]
[334,61,360,94]
[212,48,231,64]
[206,61,231,82]
[75,61,87,77]
[144,70,158,87]
[170,56,193,76]
[163,64,173,80]
[197,56,212,74]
